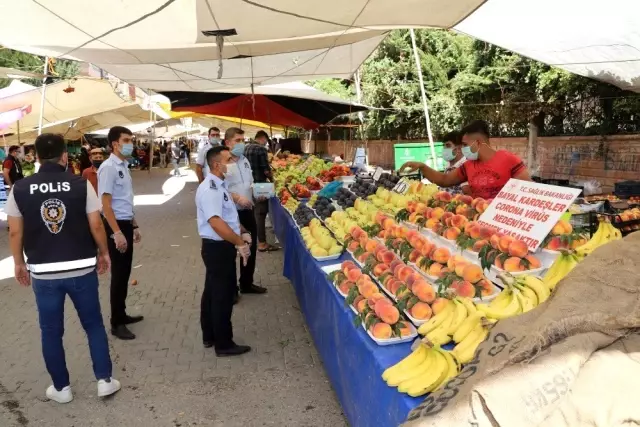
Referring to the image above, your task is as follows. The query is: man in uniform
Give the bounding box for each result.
[195,126,221,183]
[223,127,267,296]
[99,126,143,340]
[196,145,252,356]
[6,133,120,403]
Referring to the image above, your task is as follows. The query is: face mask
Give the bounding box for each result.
[120,143,134,157]
[92,160,103,169]
[462,144,479,161]
[442,147,456,162]
[209,137,220,145]
[230,143,245,157]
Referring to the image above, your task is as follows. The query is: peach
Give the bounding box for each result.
[365,239,379,253]
[398,320,414,336]
[387,279,401,295]
[369,293,388,310]
[479,226,494,239]
[551,220,572,235]
[477,201,489,213]
[467,224,481,239]
[471,197,485,209]
[405,274,416,287]
[431,247,451,264]
[489,233,502,250]
[419,242,435,257]
[346,268,363,282]
[374,244,387,257]
[412,280,436,303]
[397,266,414,282]
[377,229,386,239]
[461,264,483,284]
[455,204,470,216]
[373,263,390,277]
[409,249,421,263]
[524,254,541,269]
[447,254,466,271]
[508,240,528,258]
[454,261,470,277]
[432,223,444,236]
[355,298,368,313]
[357,251,372,263]
[393,263,405,277]
[405,229,418,241]
[477,278,494,297]
[415,203,427,214]
[459,195,473,205]
[431,297,450,315]
[545,236,565,251]
[347,241,360,252]
[498,235,515,253]
[407,201,418,213]
[494,256,504,270]
[408,212,422,223]
[377,304,400,325]
[382,217,395,231]
[436,191,452,202]
[441,211,454,222]
[375,211,387,225]
[370,322,393,339]
[451,214,468,229]
[338,280,355,295]
[451,280,475,298]
[341,261,357,274]
[431,207,445,220]
[410,302,433,320]
[381,251,395,265]
[503,257,525,272]
[424,207,434,218]
[351,227,366,240]
[428,263,445,277]
[570,237,588,249]
[443,227,461,240]
[425,218,439,230]
[356,275,372,287]
[358,282,379,299]
[472,239,489,252]
[390,259,404,272]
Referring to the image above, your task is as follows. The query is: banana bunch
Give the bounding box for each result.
[542,252,579,290]
[574,220,622,259]
[382,343,459,397]
[451,315,490,364]
[417,298,477,345]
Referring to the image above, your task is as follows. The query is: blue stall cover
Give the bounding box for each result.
[269,199,422,427]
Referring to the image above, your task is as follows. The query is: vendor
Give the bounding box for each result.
[399,120,531,200]
[440,131,470,196]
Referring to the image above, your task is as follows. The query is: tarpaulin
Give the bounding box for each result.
[269,198,422,427]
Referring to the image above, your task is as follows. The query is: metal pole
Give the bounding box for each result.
[409,29,437,168]
[37,57,49,136]
[149,111,156,174]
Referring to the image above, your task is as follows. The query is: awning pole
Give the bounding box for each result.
[409,29,437,167]
[149,110,155,175]
[16,120,21,146]
[37,57,49,136]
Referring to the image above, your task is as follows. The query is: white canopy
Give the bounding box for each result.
[0,0,482,91]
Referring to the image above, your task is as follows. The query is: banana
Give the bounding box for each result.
[457,297,478,315]
[452,311,484,343]
[382,344,428,382]
[386,347,435,386]
[521,275,550,304]
[403,349,449,397]
[418,299,455,335]
[486,289,512,310]
[436,349,460,391]
[477,290,521,320]
[514,282,538,306]
[445,299,469,335]
[607,222,622,240]
[515,291,535,313]
[452,324,488,364]
[425,322,453,346]
[543,253,579,290]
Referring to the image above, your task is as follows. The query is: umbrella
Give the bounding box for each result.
[162,82,368,129]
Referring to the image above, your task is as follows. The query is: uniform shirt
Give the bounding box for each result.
[195,141,212,177]
[456,150,526,200]
[195,173,241,240]
[5,180,101,279]
[97,154,134,220]
[225,155,254,209]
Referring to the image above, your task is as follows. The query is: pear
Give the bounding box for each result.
[328,245,343,256]
[310,245,328,257]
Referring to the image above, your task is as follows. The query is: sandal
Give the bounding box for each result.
[258,244,281,252]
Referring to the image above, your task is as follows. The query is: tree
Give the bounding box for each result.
[0,48,79,89]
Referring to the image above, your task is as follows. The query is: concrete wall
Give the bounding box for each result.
[316,135,640,193]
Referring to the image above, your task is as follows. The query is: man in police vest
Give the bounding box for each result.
[6,133,120,404]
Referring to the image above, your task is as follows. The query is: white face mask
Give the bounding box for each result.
[225,162,238,179]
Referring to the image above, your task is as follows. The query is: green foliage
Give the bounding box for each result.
[0,48,79,89]
[310,29,640,138]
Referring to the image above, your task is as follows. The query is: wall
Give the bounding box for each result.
[315,135,640,193]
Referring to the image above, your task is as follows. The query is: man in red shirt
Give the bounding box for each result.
[399,120,531,199]
[82,147,105,193]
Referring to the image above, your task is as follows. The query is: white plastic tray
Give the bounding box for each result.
[537,249,561,269]
[321,264,349,297]
[312,252,343,262]
[409,262,501,303]
[368,274,429,327]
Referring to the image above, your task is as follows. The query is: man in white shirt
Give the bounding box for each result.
[195,127,222,183]
[223,127,267,296]
[440,131,470,195]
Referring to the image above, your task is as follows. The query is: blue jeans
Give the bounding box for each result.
[32,270,112,390]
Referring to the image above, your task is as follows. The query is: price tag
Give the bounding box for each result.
[372,167,383,182]
[297,157,313,171]
[392,178,409,194]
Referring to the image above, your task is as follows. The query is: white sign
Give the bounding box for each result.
[392,178,409,195]
[372,167,383,182]
[353,147,366,166]
[477,179,581,251]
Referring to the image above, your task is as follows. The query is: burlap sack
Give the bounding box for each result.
[404,231,640,427]
[541,333,640,427]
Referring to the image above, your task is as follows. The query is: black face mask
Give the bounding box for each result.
[91,160,103,169]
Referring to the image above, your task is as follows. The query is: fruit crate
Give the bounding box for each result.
[599,213,640,237]
[614,180,640,198]
[569,211,599,237]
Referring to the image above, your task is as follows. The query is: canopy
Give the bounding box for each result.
[0,105,32,131]
[0,0,483,91]
[162,82,368,129]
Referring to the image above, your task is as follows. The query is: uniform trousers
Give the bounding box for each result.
[200,239,237,350]
[237,209,257,290]
[104,219,134,328]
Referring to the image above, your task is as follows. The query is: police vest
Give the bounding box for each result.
[13,163,97,274]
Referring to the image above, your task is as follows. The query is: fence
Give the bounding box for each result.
[315,135,640,193]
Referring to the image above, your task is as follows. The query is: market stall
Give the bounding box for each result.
[267,153,636,426]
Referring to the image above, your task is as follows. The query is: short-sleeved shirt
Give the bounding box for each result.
[244,142,271,183]
[97,154,134,220]
[82,167,98,193]
[195,141,212,177]
[195,173,240,240]
[441,157,468,195]
[456,150,526,200]
[5,180,102,280]
[225,155,254,209]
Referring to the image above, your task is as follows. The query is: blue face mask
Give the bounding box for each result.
[442,147,456,162]
[462,144,479,161]
[120,143,134,157]
[230,143,245,157]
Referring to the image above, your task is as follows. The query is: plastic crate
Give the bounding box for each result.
[570,211,599,237]
[614,181,640,198]
[541,178,570,186]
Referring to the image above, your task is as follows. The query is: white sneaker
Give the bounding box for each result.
[97,378,121,397]
[46,385,73,404]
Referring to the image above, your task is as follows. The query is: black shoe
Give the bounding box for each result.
[215,344,251,357]
[111,325,136,340]
[233,294,240,305]
[241,284,267,294]
[123,315,144,325]
[203,341,214,348]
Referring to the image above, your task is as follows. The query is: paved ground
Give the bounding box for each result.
[0,166,347,427]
